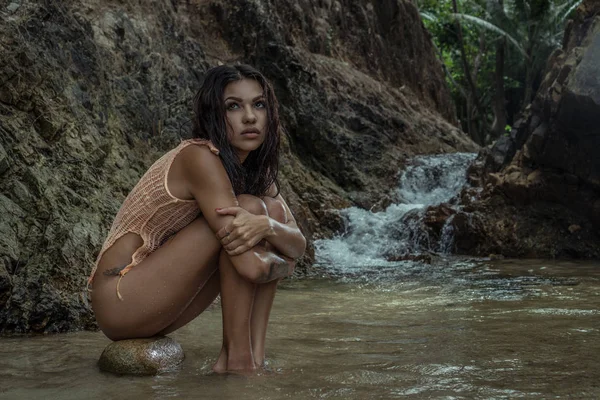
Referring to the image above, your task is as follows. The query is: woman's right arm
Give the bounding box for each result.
[179,145,292,283]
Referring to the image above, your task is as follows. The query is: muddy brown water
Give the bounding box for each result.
[1,258,599,399]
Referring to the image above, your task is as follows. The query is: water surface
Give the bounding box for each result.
[1,258,599,399]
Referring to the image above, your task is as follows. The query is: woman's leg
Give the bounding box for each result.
[157,271,221,335]
[212,194,269,372]
[214,246,257,372]
[250,197,292,366]
[250,279,279,367]
[92,194,289,373]
[91,216,222,340]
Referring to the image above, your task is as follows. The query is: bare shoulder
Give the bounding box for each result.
[177,143,235,199]
[177,143,223,175]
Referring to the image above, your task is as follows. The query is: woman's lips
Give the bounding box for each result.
[240,129,260,138]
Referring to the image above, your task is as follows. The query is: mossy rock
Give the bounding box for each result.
[98,336,184,375]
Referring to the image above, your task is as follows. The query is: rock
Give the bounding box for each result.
[489,135,515,169]
[98,336,184,376]
[526,170,543,185]
[424,203,456,231]
[568,224,581,233]
[386,253,432,264]
[0,144,9,175]
[0,259,12,308]
[526,122,548,159]
[0,0,479,333]
[442,1,600,259]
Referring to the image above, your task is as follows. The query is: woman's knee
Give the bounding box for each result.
[237,194,267,216]
[262,197,287,223]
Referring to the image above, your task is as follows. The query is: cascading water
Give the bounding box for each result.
[314,152,477,273]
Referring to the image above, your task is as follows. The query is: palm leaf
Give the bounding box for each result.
[450,13,529,59]
[558,1,582,22]
[552,0,582,19]
[420,11,438,23]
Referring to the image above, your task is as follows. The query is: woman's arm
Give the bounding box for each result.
[179,145,292,283]
[214,188,306,259]
[266,193,307,259]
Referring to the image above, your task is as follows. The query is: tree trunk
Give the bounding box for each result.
[524,59,534,106]
[451,0,486,145]
[472,30,487,84]
[523,21,536,108]
[490,36,507,141]
[432,41,467,99]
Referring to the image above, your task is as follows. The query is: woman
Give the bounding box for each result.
[89,64,307,373]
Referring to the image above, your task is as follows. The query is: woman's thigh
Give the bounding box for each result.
[91,216,221,340]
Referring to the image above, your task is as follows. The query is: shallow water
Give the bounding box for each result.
[1,258,599,399]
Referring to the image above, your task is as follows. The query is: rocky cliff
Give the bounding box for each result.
[0,0,476,333]
[423,0,600,258]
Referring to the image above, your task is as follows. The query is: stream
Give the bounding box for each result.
[1,154,598,399]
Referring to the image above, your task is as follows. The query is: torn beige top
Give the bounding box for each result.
[88,138,220,293]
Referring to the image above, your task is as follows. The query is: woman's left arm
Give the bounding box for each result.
[215,194,306,259]
[263,193,307,259]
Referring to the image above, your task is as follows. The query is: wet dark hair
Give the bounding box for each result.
[192,64,281,197]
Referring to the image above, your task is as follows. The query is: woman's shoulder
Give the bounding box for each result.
[175,138,223,173]
[178,138,220,156]
[167,139,227,192]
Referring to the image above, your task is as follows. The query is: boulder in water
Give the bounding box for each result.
[98,336,184,376]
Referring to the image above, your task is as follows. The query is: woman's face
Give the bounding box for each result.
[223,78,267,163]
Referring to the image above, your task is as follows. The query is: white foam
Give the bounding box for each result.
[315,153,477,271]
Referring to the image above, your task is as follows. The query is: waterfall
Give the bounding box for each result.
[314,152,477,272]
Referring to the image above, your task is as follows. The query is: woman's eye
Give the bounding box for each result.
[226,103,239,110]
[255,101,266,109]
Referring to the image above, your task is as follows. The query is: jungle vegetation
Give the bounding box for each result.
[416,0,583,145]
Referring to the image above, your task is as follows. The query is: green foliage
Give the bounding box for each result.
[416,0,582,143]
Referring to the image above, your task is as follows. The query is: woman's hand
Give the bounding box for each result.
[215,207,275,256]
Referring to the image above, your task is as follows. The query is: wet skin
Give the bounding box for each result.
[91,78,306,374]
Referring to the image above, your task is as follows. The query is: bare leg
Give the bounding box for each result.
[91,195,270,340]
[92,194,290,373]
[91,216,222,340]
[214,248,257,373]
[250,197,294,366]
[250,278,279,366]
[158,271,221,335]
[212,194,269,373]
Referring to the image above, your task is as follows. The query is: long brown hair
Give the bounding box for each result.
[192,64,281,197]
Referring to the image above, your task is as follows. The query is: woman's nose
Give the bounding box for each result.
[243,106,257,123]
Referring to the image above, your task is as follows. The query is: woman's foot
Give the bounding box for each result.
[212,346,257,374]
[253,349,265,367]
[212,346,228,373]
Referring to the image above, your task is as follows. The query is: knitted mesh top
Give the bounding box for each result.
[88,138,220,297]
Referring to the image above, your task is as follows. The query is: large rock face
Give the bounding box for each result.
[425,0,600,258]
[0,0,476,333]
